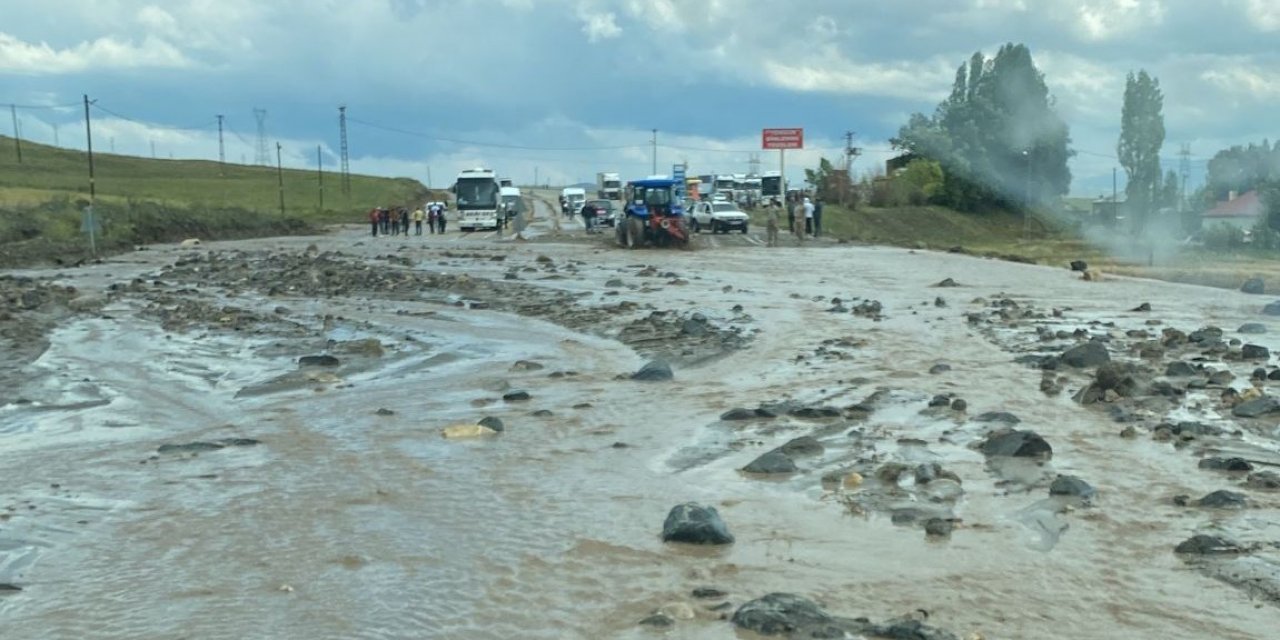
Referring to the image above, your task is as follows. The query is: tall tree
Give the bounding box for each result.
[892,44,1073,212]
[1117,70,1165,234]
[1158,169,1180,210]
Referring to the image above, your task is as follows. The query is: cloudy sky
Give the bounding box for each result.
[2,0,1278,195]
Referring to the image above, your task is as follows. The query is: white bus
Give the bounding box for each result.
[453,168,502,231]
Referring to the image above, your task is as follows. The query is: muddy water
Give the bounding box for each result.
[2,213,1278,639]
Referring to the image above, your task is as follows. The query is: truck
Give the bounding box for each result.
[499,186,522,220]
[616,177,689,249]
[596,172,622,200]
[452,167,502,231]
[499,178,514,188]
[761,170,783,203]
[560,187,587,216]
[713,174,736,199]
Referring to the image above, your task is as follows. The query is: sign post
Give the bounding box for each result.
[762,128,804,206]
[672,163,687,201]
[80,205,100,258]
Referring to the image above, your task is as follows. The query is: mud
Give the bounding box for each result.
[1,198,1278,639]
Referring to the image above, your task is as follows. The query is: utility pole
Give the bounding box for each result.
[651,129,657,175]
[426,166,432,189]
[276,142,285,215]
[150,140,156,159]
[1178,143,1191,212]
[317,145,324,212]
[216,114,225,170]
[338,105,351,195]
[1112,166,1118,228]
[1022,149,1032,239]
[10,104,22,163]
[83,94,98,257]
[843,131,862,205]
[254,108,269,166]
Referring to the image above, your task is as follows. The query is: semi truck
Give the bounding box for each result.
[596,172,622,200]
[452,167,502,231]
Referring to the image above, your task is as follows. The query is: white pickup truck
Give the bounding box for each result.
[688,200,749,234]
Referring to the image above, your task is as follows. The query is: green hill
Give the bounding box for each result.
[0,134,433,266]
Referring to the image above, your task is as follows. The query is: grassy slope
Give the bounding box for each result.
[0,134,435,266]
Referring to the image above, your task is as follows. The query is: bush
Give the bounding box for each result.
[1203,223,1246,250]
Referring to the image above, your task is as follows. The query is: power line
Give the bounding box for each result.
[253,108,269,166]
[2,101,82,110]
[89,102,214,131]
[347,116,643,151]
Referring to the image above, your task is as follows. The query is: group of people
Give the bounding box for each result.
[763,195,824,247]
[367,203,448,237]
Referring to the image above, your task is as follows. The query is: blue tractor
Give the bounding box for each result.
[616,178,689,249]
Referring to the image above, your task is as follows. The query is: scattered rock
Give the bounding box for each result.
[979,430,1052,459]
[441,423,498,438]
[1069,260,1088,272]
[156,438,260,454]
[1239,322,1268,334]
[973,411,1021,425]
[720,408,757,421]
[0,583,23,592]
[661,503,734,545]
[478,416,505,433]
[604,278,624,288]
[731,593,833,636]
[1061,341,1110,368]
[1244,471,1280,490]
[924,518,954,538]
[1198,457,1254,472]
[1241,277,1265,295]
[929,363,952,374]
[692,587,728,599]
[1242,344,1271,360]
[1049,475,1096,500]
[1131,302,1152,312]
[631,359,673,381]
[179,238,202,247]
[510,360,545,371]
[742,450,798,475]
[1263,301,1280,316]
[374,408,395,416]
[934,278,960,287]
[1174,535,1244,555]
[950,398,967,412]
[637,614,674,628]
[502,390,531,402]
[778,436,824,457]
[1232,396,1280,418]
[1197,490,1248,509]
[1165,361,1197,377]
[298,354,340,368]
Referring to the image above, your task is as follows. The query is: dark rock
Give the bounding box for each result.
[632,359,673,381]
[157,441,225,454]
[1242,344,1271,360]
[980,430,1052,459]
[929,363,952,374]
[1170,421,1223,437]
[1232,396,1280,418]
[1198,457,1254,472]
[298,354,340,367]
[1070,260,1088,272]
[777,436,824,457]
[1131,302,1152,312]
[502,390,531,402]
[692,587,728,599]
[217,438,260,447]
[924,518,953,538]
[605,278,624,288]
[478,416,504,433]
[1254,368,1269,381]
[510,360,545,371]
[742,450,798,475]
[1197,490,1248,509]
[1245,471,1280,490]
[1270,369,1280,381]
[1239,322,1268,334]
[531,409,554,417]
[1172,494,1191,506]
[1263,301,1280,316]
[0,583,21,592]
[374,408,395,416]
[1049,475,1097,500]
[788,406,841,419]
[662,503,734,545]
[950,398,967,412]
[1165,361,1197,377]
[731,593,834,635]
[1174,535,1244,555]
[638,614,674,628]
[872,618,960,640]
[1208,370,1235,386]
[973,411,1021,425]
[720,408,757,421]
[1242,277,1265,294]
[1094,362,1145,396]
[927,394,951,408]
[1061,341,1110,368]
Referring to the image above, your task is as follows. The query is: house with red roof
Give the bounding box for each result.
[1203,190,1264,229]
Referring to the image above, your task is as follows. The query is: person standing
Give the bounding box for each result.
[379,208,391,235]
[803,197,815,237]
[412,207,425,236]
[765,201,780,247]
[437,206,448,234]
[399,207,410,235]
[786,196,796,235]
[813,198,824,237]
[581,201,597,234]
[368,207,380,237]
[428,204,439,234]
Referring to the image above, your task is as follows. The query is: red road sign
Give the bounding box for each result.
[762,128,804,150]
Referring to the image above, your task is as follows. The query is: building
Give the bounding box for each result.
[1091,195,1127,227]
[1202,190,1264,229]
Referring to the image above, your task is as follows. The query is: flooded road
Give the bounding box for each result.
[2,204,1278,639]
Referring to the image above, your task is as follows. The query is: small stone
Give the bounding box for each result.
[298,354,340,367]
[1197,490,1247,509]
[638,614,674,628]
[692,588,728,599]
[1119,425,1138,438]
[1049,475,1096,500]
[742,450,798,474]
[374,408,395,416]
[502,390,531,402]
[1244,471,1280,490]
[924,518,953,538]
[1239,322,1268,334]
[950,398,967,412]
[478,416,504,432]
[1197,457,1253,472]
[1174,534,1244,555]
[929,363,952,374]
[1242,344,1271,360]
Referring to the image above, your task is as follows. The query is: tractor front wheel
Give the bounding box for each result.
[626,217,644,249]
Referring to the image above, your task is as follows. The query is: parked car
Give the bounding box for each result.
[689,201,749,234]
[585,199,618,227]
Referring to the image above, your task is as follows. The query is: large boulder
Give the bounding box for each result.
[1264,301,1280,316]
[742,450,798,474]
[1165,361,1197,377]
[777,436,824,457]
[1242,344,1271,360]
[1174,535,1244,555]
[973,411,1021,424]
[631,359,673,381]
[661,503,734,545]
[979,430,1053,459]
[1049,475,1096,500]
[731,593,834,636]
[1239,322,1268,334]
[298,354,340,368]
[1242,277,1265,294]
[1061,341,1110,368]
[1197,490,1247,509]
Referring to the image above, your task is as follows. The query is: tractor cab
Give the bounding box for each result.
[618,178,689,249]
